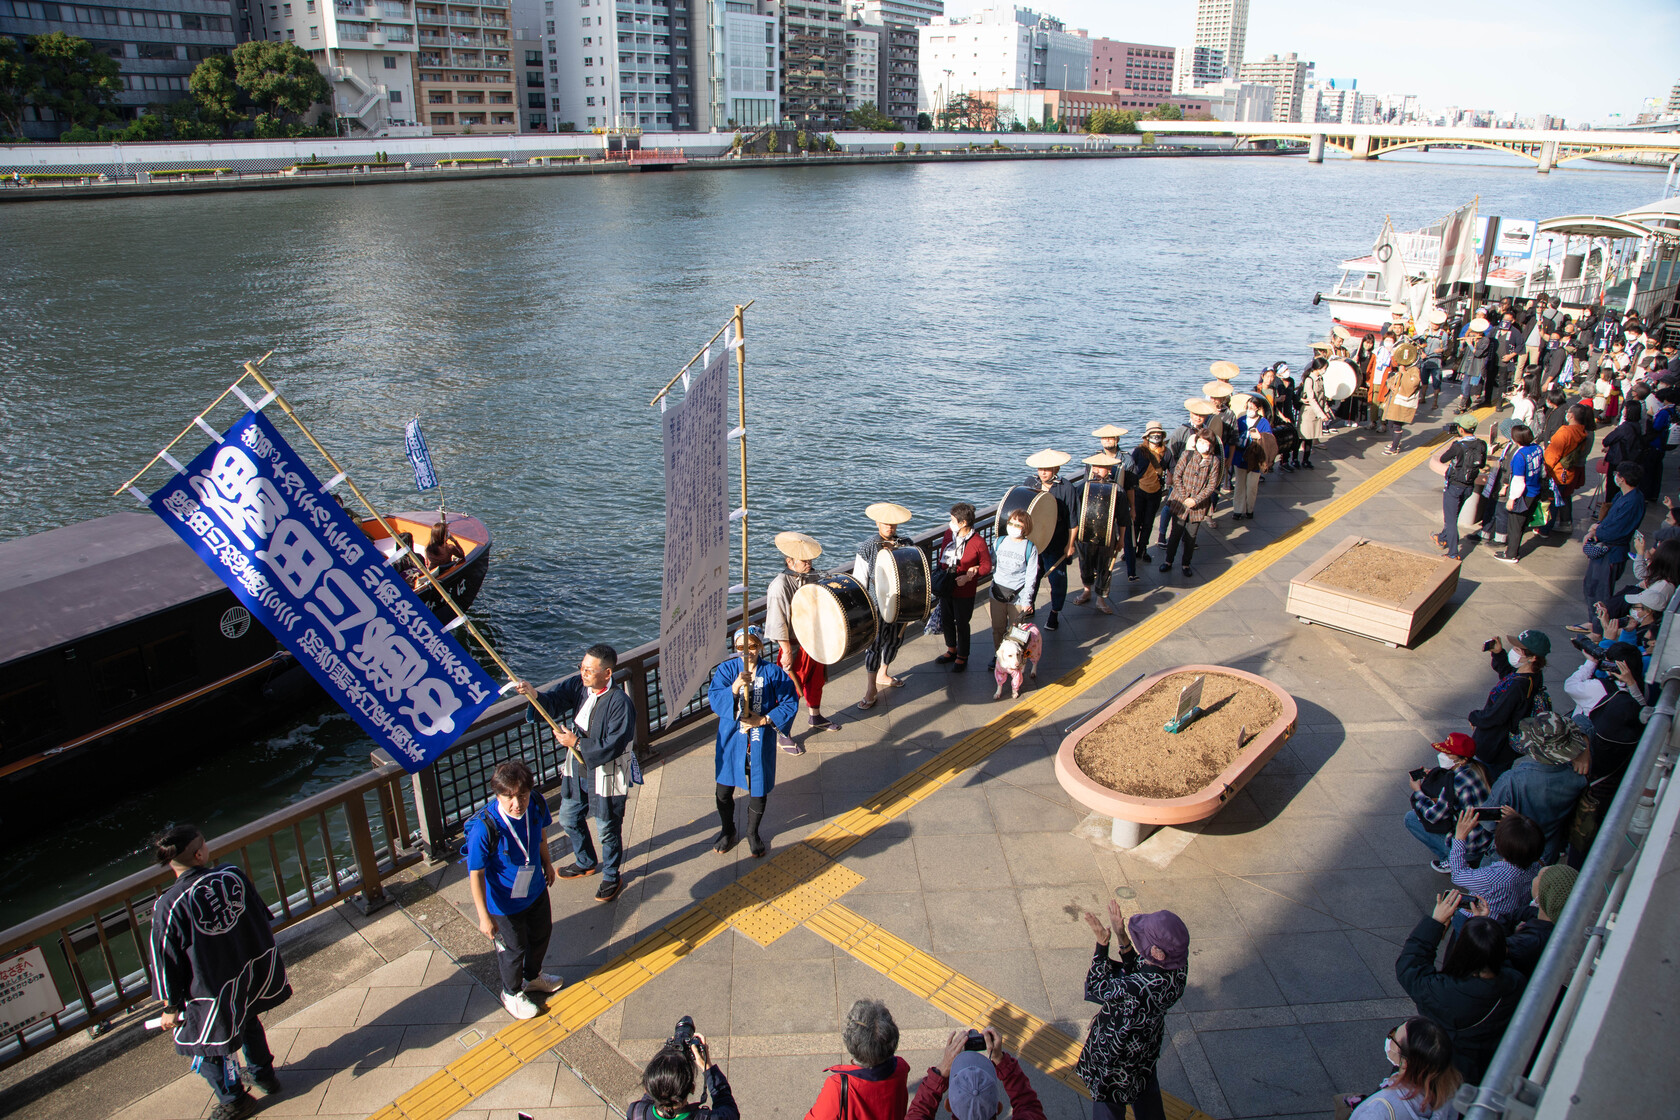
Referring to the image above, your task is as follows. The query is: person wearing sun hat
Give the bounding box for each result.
[1432,414,1489,561]
[1455,316,1493,416]
[1092,423,1129,460]
[1469,630,1553,777]
[1406,731,1491,872]
[1076,900,1189,1120]
[1130,422,1172,563]
[764,531,834,744]
[1072,452,1129,614]
[1463,711,1588,866]
[1023,449,1077,632]
[855,502,914,711]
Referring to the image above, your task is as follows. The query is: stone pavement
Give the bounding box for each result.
[22,406,1649,1120]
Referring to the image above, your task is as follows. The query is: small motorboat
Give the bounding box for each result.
[356,510,493,618]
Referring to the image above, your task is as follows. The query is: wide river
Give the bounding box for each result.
[0,149,1661,924]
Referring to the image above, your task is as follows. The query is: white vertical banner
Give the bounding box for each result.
[658,347,731,721]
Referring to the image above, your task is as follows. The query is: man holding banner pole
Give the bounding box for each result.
[514,644,638,904]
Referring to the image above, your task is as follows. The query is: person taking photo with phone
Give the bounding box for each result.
[906,1027,1045,1120]
[1404,733,1490,872]
[1076,901,1189,1120]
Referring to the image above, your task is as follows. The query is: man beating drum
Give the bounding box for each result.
[854,502,913,711]
[1072,452,1127,614]
[763,530,837,751]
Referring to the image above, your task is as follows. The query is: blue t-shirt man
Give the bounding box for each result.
[466,796,554,916]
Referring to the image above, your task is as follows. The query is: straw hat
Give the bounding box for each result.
[1082,452,1120,467]
[1469,317,1490,332]
[773,531,822,561]
[1331,324,1352,342]
[1202,380,1234,399]
[1185,398,1217,416]
[1091,423,1128,439]
[1143,420,1166,436]
[864,502,912,524]
[1428,307,1449,326]
[1389,302,1407,319]
[1025,449,1070,469]
[1310,340,1333,351]
[1229,392,1255,411]
[1209,360,1240,381]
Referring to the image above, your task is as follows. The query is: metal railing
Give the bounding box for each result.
[1458,601,1680,1119]
[0,762,419,1071]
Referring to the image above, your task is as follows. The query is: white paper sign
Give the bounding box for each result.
[658,347,731,721]
[0,947,64,1035]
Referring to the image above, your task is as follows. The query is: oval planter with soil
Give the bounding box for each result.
[1055,665,1298,848]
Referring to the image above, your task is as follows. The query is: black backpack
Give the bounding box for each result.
[1447,440,1487,487]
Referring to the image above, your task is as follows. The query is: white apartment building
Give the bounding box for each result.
[268,0,421,135]
[1237,51,1309,123]
[697,0,778,129]
[852,0,940,25]
[1200,79,1271,122]
[1192,0,1246,78]
[843,23,879,112]
[916,5,1089,114]
[1173,42,1223,92]
[546,0,695,132]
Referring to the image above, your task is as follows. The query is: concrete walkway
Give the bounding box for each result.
[10,406,1647,1120]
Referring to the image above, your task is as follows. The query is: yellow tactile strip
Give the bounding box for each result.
[805,903,1212,1120]
[367,425,1466,1120]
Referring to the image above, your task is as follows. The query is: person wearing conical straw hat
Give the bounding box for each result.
[1092,423,1128,460]
[1023,449,1078,632]
[1421,307,1451,409]
[1130,422,1172,564]
[764,531,836,747]
[855,502,913,711]
[1455,316,1493,417]
[1071,452,1127,614]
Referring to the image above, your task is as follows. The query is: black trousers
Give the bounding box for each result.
[1091,1067,1165,1120]
[195,1018,275,1104]
[1133,490,1163,551]
[940,592,977,659]
[490,890,553,995]
[1163,516,1202,568]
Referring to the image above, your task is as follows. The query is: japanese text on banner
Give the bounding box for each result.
[658,348,730,719]
[148,411,498,772]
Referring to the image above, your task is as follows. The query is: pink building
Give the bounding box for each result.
[1087,38,1176,96]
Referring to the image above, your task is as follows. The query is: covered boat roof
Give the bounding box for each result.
[1536,214,1657,239]
[1617,196,1680,231]
[0,512,227,665]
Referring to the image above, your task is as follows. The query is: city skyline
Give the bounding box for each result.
[942,0,1680,124]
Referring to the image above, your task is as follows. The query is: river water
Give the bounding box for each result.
[0,149,1661,925]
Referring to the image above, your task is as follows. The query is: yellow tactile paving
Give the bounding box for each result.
[366,427,1465,1119]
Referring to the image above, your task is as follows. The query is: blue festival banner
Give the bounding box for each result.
[404,418,439,493]
[149,411,498,771]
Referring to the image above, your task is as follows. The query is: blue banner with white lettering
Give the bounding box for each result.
[405,418,438,493]
[148,411,498,772]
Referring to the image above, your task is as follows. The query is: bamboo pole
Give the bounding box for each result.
[649,299,756,407]
[237,362,584,765]
[111,352,273,496]
[732,304,750,627]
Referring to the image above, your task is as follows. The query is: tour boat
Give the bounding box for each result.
[0,509,491,821]
[1313,224,1443,337]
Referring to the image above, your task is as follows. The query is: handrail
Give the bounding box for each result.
[1458,620,1680,1118]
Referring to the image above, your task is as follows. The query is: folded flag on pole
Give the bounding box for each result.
[405,418,438,493]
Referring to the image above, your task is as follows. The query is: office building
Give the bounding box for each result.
[977,86,1207,131]
[694,0,777,130]
[1192,0,1245,78]
[1173,43,1223,92]
[842,21,878,113]
[266,0,422,136]
[1087,37,1172,97]
[546,0,697,133]
[1237,50,1308,123]
[1667,79,1680,116]
[513,24,546,129]
[0,0,240,136]
[781,0,846,129]
[916,5,1089,114]
[1201,79,1270,122]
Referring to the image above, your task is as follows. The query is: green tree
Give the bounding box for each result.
[794,128,807,151]
[1114,110,1139,134]
[0,35,39,138]
[1086,107,1115,134]
[845,103,893,131]
[189,54,239,131]
[915,111,931,131]
[27,31,122,130]
[1144,102,1182,121]
[232,40,330,125]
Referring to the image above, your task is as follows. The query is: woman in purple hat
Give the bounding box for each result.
[1077,901,1189,1120]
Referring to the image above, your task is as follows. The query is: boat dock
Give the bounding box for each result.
[3,409,1676,1120]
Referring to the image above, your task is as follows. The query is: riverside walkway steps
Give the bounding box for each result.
[7,407,1665,1120]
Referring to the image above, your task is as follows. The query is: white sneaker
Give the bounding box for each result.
[524,973,564,994]
[501,990,541,1019]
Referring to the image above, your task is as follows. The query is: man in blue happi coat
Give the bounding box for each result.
[707,626,799,858]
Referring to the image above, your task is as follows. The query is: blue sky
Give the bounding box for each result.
[944,0,1680,124]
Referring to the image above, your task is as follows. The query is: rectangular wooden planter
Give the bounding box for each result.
[1285,535,1460,648]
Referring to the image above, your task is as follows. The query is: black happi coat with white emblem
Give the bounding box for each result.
[149,863,291,1056]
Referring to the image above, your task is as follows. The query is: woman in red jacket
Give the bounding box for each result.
[806,1000,910,1120]
[934,502,992,673]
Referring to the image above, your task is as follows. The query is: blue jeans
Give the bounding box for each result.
[1403,810,1451,862]
[196,1018,275,1104]
[558,790,628,885]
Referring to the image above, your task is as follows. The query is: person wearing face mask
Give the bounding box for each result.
[1160,400,1216,548]
[708,627,800,857]
[1468,631,1553,777]
[933,503,992,673]
[764,531,834,742]
[1296,357,1331,468]
[1340,1017,1462,1120]
[1159,408,1223,579]
[1404,732,1491,872]
[1130,422,1173,562]
[988,509,1039,660]
[1229,394,1274,522]
[465,761,562,1020]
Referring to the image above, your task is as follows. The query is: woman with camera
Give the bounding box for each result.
[1467,631,1552,777]
[631,1024,739,1120]
[1339,1017,1462,1120]
[1396,888,1525,1082]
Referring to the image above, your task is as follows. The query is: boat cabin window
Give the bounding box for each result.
[0,679,64,748]
[1334,270,1382,298]
[91,647,148,711]
[145,632,198,691]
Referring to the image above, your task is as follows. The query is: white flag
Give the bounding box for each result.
[1435,200,1480,290]
[1373,218,1407,305]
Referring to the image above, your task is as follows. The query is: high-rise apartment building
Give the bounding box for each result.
[513,24,546,128]
[0,0,240,136]
[1237,51,1308,123]
[1087,38,1172,97]
[848,1,919,129]
[916,5,1089,114]
[267,0,421,136]
[413,0,515,133]
[1667,79,1680,116]
[781,0,845,129]
[852,0,937,25]
[842,21,878,112]
[1192,0,1245,79]
[547,0,697,133]
[694,0,776,130]
[1173,43,1223,92]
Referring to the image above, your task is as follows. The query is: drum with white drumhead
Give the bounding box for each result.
[873,545,932,625]
[791,574,879,665]
[1324,359,1358,402]
[994,486,1057,553]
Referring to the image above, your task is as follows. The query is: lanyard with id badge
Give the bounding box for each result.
[498,804,539,900]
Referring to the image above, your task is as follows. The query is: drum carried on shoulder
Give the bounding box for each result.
[792,574,879,665]
[995,486,1057,552]
[873,545,932,625]
[1077,481,1120,550]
